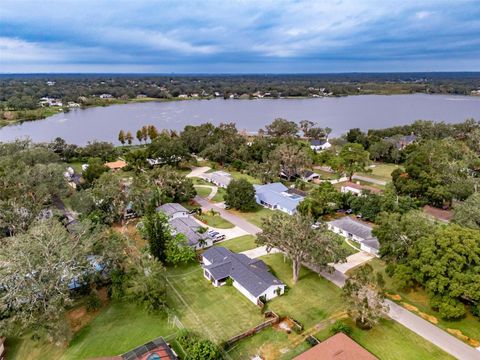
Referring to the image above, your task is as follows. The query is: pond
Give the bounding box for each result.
[1,94,479,145]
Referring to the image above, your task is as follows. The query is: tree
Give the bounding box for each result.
[394,225,480,319]
[148,134,190,166]
[297,182,340,218]
[118,130,126,145]
[148,125,159,141]
[336,143,370,180]
[264,118,299,138]
[257,213,347,283]
[269,143,311,180]
[136,129,143,143]
[82,157,109,185]
[188,340,222,360]
[343,264,388,329]
[225,179,257,211]
[126,131,134,145]
[345,128,368,148]
[180,123,216,153]
[141,126,149,142]
[165,233,196,265]
[0,220,94,341]
[151,166,196,202]
[139,211,172,263]
[453,192,480,229]
[125,254,168,313]
[373,210,435,264]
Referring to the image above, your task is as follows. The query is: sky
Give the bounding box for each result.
[1,0,480,73]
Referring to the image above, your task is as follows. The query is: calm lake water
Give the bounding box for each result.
[1,94,480,145]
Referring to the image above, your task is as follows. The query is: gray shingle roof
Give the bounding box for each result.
[328,217,379,251]
[311,139,328,146]
[203,247,284,297]
[157,203,189,217]
[169,216,206,246]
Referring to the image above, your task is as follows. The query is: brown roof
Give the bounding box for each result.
[342,181,382,194]
[105,160,127,170]
[294,333,378,360]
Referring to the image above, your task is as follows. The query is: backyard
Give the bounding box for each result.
[357,163,402,182]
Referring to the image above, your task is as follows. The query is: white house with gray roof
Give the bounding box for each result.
[201,171,232,188]
[202,247,285,304]
[327,217,379,256]
[157,203,212,249]
[254,183,304,215]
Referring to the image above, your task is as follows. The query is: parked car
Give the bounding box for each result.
[311,221,322,230]
[213,234,226,242]
[356,213,363,219]
[346,209,353,214]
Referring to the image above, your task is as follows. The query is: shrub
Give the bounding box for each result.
[225,277,233,286]
[86,293,102,312]
[329,321,352,336]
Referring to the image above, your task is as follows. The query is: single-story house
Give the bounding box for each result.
[385,134,417,150]
[121,336,178,360]
[294,333,378,360]
[156,203,190,219]
[202,247,285,304]
[201,171,232,188]
[157,203,212,249]
[310,139,332,152]
[254,183,304,215]
[327,217,379,255]
[341,181,382,195]
[105,160,127,171]
[302,170,320,182]
[169,216,213,249]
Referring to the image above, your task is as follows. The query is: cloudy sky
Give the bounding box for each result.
[1,0,479,73]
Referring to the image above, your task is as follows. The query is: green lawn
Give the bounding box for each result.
[206,167,262,185]
[215,235,257,253]
[211,187,226,202]
[231,206,275,228]
[194,185,212,198]
[166,264,265,343]
[195,212,234,229]
[358,163,402,182]
[61,302,177,359]
[363,259,480,343]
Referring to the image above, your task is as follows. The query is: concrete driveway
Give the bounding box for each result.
[186,166,211,178]
[332,251,374,274]
[241,246,282,258]
[192,216,249,240]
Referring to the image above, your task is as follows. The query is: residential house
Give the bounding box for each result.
[254,183,304,215]
[105,160,127,171]
[294,333,378,360]
[310,139,332,152]
[136,94,147,99]
[121,336,178,360]
[99,93,113,99]
[341,181,382,195]
[302,170,320,182]
[156,203,190,219]
[202,247,285,304]
[157,203,212,249]
[327,217,379,255]
[386,134,417,150]
[201,171,232,188]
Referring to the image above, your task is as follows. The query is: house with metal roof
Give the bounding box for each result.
[327,217,379,256]
[254,183,304,215]
[202,247,285,304]
[201,170,232,188]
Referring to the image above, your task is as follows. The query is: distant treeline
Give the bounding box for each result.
[1,72,480,110]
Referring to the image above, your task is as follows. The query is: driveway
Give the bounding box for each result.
[331,251,374,274]
[195,196,262,235]
[186,166,211,178]
[240,246,282,258]
[194,184,218,200]
[191,216,249,240]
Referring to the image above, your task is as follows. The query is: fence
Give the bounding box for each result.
[223,311,280,349]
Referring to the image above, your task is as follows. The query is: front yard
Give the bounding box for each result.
[231,206,276,228]
[215,235,258,253]
[195,211,234,229]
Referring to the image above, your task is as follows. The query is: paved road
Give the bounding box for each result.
[195,196,263,235]
[305,264,480,360]
[352,174,387,186]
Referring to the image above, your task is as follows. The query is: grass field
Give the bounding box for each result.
[231,206,275,228]
[194,185,212,198]
[358,163,402,182]
[211,187,226,202]
[195,212,234,229]
[215,235,257,252]
[166,264,264,343]
[362,259,480,343]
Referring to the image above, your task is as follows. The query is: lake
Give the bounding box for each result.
[1,94,480,145]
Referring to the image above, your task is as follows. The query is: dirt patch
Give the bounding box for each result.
[67,287,110,333]
[259,343,281,360]
[418,311,438,324]
[402,302,419,313]
[274,318,295,334]
[386,293,402,301]
[446,329,480,347]
[468,338,480,347]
